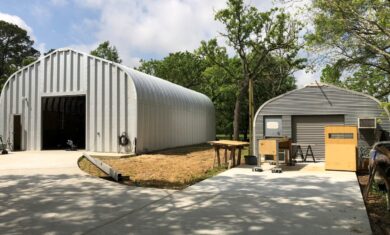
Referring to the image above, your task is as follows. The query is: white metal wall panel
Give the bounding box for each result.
[122,67,215,153]
[0,48,215,154]
[0,49,138,153]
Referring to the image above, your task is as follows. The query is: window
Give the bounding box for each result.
[328,133,354,139]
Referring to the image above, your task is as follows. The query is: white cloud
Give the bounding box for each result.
[69,0,314,80]
[37,43,47,56]
[50,0,68,6]
[74,0,105,9]
[294,70,320,88]
[31,5,52,23]
[65,43,98,54]
[0,12,34,38]
[97,1,226,58]
[69,0,228,66]
[0,12,49,55]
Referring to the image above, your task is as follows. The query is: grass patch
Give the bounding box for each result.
[78,144,230,189]
[216,134,248,140]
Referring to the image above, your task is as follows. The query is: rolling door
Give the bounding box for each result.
[292,115,344,159]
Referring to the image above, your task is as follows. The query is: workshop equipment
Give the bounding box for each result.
[256,138,291,173]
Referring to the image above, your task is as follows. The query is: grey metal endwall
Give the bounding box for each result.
[253,85,390,157]
[292,115,344,159]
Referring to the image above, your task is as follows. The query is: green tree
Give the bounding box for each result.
[320,64,389,101]
[320,64,342,86]
[307,0,390,98]
[90,41,122,63]
[201,56,242,137]
[200,0,303,152]
[0,20,40,91]
[138,51,207,91]
[345,66,389,101]
[138,50,240,136]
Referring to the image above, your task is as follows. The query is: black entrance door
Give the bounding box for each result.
[13,115,22,151]
[42,96,86,150]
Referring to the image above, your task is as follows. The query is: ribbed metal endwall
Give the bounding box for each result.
[253,84,390,158]
[0,49,137,153]
[0,48,215,153]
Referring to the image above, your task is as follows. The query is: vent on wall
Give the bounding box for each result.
[358,118,377,129]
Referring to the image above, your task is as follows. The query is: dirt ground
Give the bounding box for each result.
[79,145,228,189]
[357,173,390,235]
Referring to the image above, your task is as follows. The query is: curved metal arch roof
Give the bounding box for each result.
[0,48,214,111]
[119,65,213,110]
[253,82,390,121]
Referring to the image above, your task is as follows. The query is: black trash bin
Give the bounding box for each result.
[244,155,257,165]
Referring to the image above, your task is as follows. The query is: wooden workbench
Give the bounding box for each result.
[208,140,249,169]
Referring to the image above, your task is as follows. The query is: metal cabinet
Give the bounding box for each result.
[325,125,358,171]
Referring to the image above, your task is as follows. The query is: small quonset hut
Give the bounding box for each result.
[0,48,215,154]
[253,83,390,160]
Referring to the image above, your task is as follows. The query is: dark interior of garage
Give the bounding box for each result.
[42,96,86,150]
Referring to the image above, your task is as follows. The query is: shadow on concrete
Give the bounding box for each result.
[0,174,172,235]
[89,171,370,235]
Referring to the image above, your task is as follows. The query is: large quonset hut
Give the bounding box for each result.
[253,83,390,160]
[0,48,215,154]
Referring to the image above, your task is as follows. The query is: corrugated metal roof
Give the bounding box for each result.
[0,48,215,153]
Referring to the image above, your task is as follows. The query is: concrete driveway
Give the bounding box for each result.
[0,151,174,235]
[91,167,371,235]
[0,152,371,235]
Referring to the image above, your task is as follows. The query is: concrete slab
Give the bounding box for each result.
[91,167,371,235]
[0,152,371,235]
[0,151,174,235]
[0,151,84,175]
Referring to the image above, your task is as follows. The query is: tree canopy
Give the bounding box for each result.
[90,41,122,63]
[0,20,40,91]
[138,51,207,91]
[200,0,304,144]
[308,0,390,101]
[138,0,304,139]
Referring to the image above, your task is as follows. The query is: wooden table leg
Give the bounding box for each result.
[289,144,293,165]
[237,148,242,165]
[213,147,216,167]
[224,148,228,165]
[215,147,221,167]
[232,147,236,167]
[228,147,234,169]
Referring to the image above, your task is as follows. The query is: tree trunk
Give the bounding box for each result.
[248,78,254,155]
[233,81,248,140]
[233,98,241,140]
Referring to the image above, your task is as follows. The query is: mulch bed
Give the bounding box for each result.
[357,173,390,235]
[79,145,228,189]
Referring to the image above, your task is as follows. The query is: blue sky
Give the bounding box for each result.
[0,0,318,86]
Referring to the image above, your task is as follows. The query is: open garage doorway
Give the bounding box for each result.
[42,96,86,150]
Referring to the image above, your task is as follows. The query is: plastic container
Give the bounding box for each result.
[244,155,257,165]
